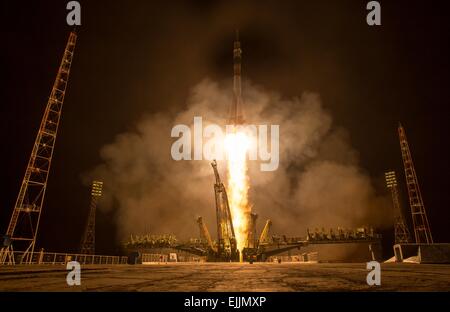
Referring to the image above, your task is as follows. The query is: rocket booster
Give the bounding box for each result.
[229,30,245,125]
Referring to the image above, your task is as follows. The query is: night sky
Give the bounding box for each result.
[1,1,449,255]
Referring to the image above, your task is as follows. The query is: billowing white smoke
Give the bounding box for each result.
[86,79,390,241]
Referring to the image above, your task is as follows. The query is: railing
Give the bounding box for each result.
[1,250,128,265]
[140,253,205,263]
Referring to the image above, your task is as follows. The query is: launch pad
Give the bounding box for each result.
[1,262,449,291]
[2,24,449,271]
[125,159,383,263]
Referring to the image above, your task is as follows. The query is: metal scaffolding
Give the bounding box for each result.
[80,180,103,254]
[398,124,433,244]
[197,216,216,252]
[385,171,411,243]
[1,31,77,265]
[211,160,239,261]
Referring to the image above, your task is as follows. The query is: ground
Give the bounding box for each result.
[0,262,449,291]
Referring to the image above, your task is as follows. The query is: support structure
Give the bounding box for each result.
[1,31,77,264]
[246,213,258,249]
[197,216,216,252]
[398,124,433,244]
[258,220,272,246]
[211,160,238,261]
[385,171,411,244]
[80,181,103,255]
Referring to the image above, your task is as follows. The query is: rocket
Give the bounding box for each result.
[229,30,245,125]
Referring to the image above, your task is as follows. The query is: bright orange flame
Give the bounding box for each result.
[224,130,250,259]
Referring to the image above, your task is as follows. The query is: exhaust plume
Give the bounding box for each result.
[85,79,390,242]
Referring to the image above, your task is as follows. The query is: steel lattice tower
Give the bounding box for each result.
[211,160,238,261]
[1,31,77,264]
[246,213,258,249]
[80,181,103,255]
[385,171,411,244]
[398,124,433,244]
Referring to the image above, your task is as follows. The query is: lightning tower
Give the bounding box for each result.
[80,180,103,255]
[385,171,411,244]
[398,124,433,244]
[1,31,77,264]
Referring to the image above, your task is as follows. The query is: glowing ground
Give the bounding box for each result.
[0,263,449,291]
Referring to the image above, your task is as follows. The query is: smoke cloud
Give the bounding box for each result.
[86,79,391,242]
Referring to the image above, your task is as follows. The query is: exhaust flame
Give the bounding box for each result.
[224,129,251,257]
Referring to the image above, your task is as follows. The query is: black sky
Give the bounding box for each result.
[1,1,449,255]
